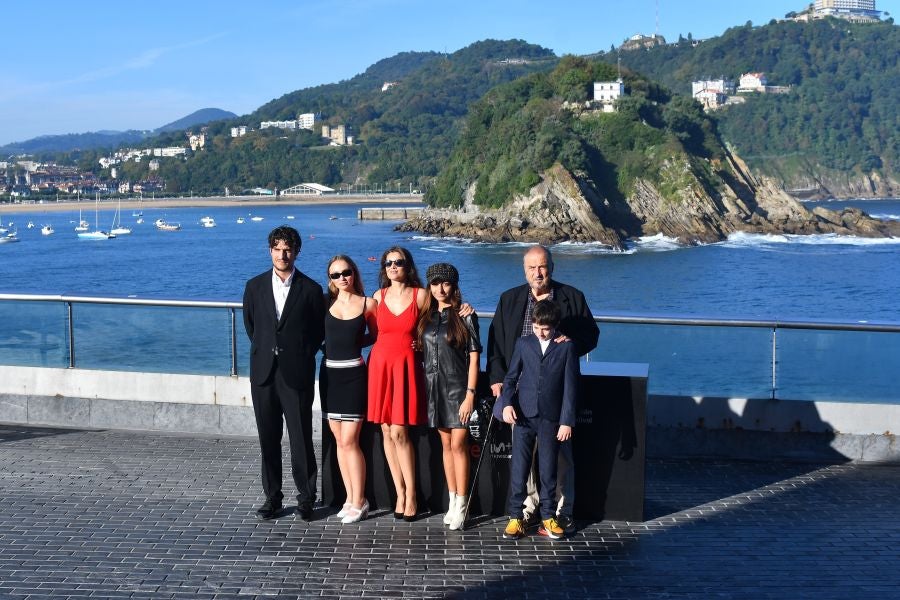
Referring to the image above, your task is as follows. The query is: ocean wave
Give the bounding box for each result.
[628,233,683,252]
[871,213,900,221]
[722,231,900,248]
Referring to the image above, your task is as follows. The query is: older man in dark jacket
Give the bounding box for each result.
[487,245,599,530]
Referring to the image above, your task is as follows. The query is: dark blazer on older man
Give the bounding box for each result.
[487,280,599,386]
[494,335,580,428]
[243,268,325,507]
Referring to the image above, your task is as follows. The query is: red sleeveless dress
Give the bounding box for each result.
[367,288,425,425]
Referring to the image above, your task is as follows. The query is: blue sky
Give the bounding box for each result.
[2,0,897,146]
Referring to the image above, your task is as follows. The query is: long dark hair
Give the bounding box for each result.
[378,246,423,289]
[325,255,364,303]
[417,281,470,349]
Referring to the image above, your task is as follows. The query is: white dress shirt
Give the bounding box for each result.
[271,269,295,321]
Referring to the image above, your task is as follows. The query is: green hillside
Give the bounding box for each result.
[149,40,556,194]
[427,56,724,209]
[610,18,900,189]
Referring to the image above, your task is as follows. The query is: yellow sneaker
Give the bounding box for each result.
[503,518,526,540]
[539,517,565,540]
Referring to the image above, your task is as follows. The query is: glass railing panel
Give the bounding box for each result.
[583,322,773,398]
[0,301,68,367]
[776,328,899,404]
[235,308,249,377]
[72,303,233,375]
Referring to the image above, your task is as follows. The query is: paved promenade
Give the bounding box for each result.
[1,423,899,599]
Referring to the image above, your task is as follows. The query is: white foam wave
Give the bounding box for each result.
[871,213,900,221]
[628,233,683,253]
[552,240,625,254]
[722,231,900,248]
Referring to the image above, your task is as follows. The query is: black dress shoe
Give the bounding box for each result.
[296,504,314,521]
[256,499,282,521]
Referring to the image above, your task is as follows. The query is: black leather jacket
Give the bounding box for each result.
[422,308,482,428]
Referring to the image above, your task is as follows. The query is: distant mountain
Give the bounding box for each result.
[153,39,557,194]
[1,107,236,155]
[155,108,237,133]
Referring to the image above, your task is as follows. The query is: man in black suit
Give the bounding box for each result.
[487,245,599,531]
[243,225,325,520]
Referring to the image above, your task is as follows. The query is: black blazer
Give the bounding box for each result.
[486,280,599,386]
[242,269,326,388]
[494,335,579,427]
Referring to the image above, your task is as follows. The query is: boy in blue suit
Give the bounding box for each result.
[495,299,579,540]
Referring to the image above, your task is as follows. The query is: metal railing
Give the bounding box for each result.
[2,293,899,402]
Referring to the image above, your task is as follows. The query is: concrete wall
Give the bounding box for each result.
[0,365,274,437]
[647,395,900,463]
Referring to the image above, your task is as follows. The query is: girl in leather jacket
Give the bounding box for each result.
[417,262,482,530]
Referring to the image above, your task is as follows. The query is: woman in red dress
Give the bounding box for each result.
[367,246,428,520]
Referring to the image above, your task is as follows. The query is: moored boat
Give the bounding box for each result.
[155,219,182,231]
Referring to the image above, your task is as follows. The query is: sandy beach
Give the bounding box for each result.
[0,194,424,215]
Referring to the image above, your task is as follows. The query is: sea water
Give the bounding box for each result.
[1,199,898,400]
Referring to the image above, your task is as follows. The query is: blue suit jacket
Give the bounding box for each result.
[494,334,579,427]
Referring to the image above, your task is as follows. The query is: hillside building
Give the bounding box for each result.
[322,124,352,146]
[620,33,666,51]
[298,113,320,130]
[230,126,248,137]
[188,133,205,151]
[593,79,625,112]
[153,147,187,157]
[381,81,398,91]
[813,0,881,21]
[260,120,297,130]
[692,78,736,97]
[738,73,768,92]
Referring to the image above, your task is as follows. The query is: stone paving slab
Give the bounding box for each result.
[1,423,899,599]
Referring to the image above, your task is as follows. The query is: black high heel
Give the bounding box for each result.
[394,511,404,520]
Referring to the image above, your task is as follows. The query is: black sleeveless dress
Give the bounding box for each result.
[320,304,368,421]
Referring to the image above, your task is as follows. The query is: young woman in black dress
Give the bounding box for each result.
[321,255,377,524]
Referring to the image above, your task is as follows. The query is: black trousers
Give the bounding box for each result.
[250,362,317,506]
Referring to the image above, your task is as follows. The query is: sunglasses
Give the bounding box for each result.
[329,269,354,280]
[383,259,406,268]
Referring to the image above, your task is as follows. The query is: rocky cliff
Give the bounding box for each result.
[399,153,900,249]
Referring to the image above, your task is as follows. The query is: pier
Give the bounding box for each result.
[358,206,424,220]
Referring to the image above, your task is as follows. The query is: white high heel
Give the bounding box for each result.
[336,502,351,519]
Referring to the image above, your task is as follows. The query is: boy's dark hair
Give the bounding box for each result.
[268,225,302,252]
[532,299,561,327]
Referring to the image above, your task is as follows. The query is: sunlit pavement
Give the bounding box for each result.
[1,423,898,599]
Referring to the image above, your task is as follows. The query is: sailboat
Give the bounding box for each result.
[41,224,54,235]
[74,207,90,232]
[110,200,132,235]
[77,197,114,240]
[132,193,143,217]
